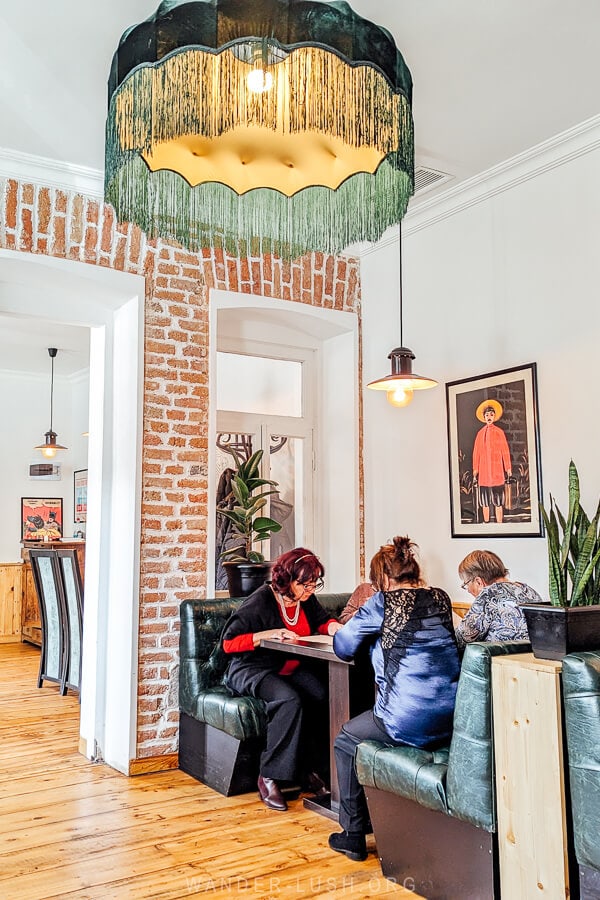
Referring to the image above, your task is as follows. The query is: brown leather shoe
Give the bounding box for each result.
[257,775,288,811]
[302,771,329,798]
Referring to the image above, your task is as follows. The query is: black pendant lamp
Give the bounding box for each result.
[367,226,438,407]
[34,348,68,458]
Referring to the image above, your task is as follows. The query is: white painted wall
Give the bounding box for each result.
[361,124,600,605]
[0,367,89,561]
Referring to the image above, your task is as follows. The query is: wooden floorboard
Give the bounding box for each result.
[0,643,416,899]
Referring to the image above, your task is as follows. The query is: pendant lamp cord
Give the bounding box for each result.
[49,352,54,433]
[398,223,404,346]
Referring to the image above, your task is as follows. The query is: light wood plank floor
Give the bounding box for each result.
[0,643,418,899]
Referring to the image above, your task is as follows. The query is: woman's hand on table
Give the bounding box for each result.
[327,621,343,636]
[253,628,298,646]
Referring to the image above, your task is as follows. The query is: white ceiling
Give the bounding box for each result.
[1,0,600,368]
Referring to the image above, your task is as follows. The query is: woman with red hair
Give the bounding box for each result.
[222,547,342,811]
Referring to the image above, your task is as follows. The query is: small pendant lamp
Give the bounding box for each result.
[367,225,438,407]
[34,347,68,458]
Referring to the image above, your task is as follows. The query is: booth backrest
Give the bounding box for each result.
[179,593,351,717]
[446,640,531,830]
[562,650,600,874]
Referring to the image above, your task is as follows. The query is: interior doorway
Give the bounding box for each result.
[208,289,361,594]
[0,249,145,774]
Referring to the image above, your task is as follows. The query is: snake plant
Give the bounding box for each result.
[216,449,282,564]
[540,460,600,606]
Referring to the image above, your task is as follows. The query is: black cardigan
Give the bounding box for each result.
[222,583,333,696]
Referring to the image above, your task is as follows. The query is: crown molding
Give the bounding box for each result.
[402,114,600,237]
[358,114,600,257]
[0,147,103,199]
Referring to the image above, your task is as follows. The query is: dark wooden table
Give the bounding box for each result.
[260,634,373,821]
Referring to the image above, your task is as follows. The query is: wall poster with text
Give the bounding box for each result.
[21,497,64,540]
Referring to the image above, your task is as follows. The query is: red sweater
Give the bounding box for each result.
[223,605,335,674]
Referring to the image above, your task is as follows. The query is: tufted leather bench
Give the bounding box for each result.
[562,650,600,900]
[179,594,350,796]
[355,640,530,899]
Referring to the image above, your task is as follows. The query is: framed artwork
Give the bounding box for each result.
[446,363,543,538]
[74,469,88,523]
[21,497,64,541]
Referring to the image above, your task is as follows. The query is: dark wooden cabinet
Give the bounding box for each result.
[21,541,85,646]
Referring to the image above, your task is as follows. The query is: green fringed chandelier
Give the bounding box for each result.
[105,0,414,258]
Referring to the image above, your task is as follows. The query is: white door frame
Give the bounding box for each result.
[208,288,360,593]
[0,249,144,773]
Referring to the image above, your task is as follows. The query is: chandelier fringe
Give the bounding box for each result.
[105,154,412,259]
[108,46,411,161]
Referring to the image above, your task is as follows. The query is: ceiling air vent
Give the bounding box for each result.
[413,166,453,196]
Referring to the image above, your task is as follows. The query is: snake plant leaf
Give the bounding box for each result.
[555,500,567,534]
[570,544,600,607]
[571,510,600,599]
[560,461,580,569]
[540,502,563,604]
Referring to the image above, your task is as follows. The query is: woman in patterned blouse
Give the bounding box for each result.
[455,549,542,648]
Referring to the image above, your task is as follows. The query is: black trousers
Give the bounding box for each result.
[255,665,329,782]
[334,709,400,833]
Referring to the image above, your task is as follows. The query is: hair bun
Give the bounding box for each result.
[392,535,414,560]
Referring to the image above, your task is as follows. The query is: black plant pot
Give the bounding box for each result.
[521,603,600,660]
[223,561,272,598]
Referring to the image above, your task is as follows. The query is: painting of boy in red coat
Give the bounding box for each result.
[472,399,512,523]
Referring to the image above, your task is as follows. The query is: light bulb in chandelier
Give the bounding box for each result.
[34,348,68,457]
[247,67,273,93]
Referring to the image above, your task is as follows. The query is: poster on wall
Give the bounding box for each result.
[21,497,63,541]
[74,469,88,523]
[446,363,543,538]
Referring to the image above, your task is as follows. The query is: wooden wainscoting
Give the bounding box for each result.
[0,563,23,642]
[0,643,415,899]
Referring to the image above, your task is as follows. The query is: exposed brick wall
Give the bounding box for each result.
[0,177,362,760]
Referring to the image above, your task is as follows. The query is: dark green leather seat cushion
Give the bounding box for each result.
[562,650,600,872]
[179,594,350,742]
[356,640,530,832]
[356,741,450,813]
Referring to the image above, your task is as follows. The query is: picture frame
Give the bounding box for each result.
[446,363,543,538]
[21,497,64,541]
[74,469,88,524]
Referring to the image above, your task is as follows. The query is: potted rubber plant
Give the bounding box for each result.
[216,448,282,597]
[521,460,600,659]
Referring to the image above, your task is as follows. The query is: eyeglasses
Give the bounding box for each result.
[297,578,324,593]
[460,578,474,591]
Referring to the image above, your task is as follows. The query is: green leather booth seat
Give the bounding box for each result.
[562,650,600,896]
[179,599,266,742]
[178,593,350,794]
[356,640,531,831]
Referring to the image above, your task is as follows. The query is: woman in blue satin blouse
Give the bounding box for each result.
[328,536,460,862]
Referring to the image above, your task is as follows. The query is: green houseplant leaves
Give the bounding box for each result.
[216,449,282,564]
[540,460,600,607]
